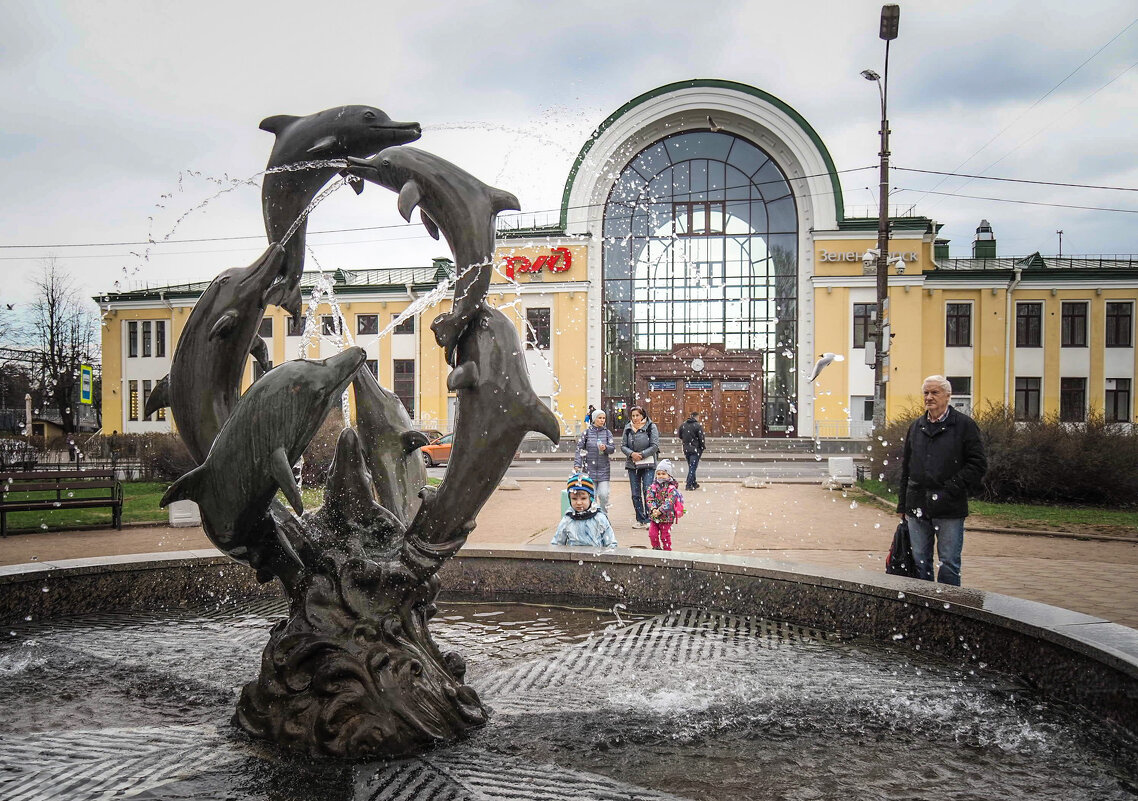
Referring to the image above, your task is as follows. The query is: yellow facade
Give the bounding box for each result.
[812,235,1138,433]
[100,244,591,438]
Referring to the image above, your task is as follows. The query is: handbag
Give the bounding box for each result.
[885,519,919,578]
[634,455,655,469]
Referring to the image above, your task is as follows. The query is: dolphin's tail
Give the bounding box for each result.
[144,375,170,420]
[528,399,561,445]
[160,464,206,508]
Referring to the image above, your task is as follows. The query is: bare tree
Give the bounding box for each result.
[25,259,100,435]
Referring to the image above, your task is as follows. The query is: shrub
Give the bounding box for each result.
[867,403,1138,508]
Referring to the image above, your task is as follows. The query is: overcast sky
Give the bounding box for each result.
[1,0,1136,324]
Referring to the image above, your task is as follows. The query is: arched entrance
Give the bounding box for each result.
[601,130,797,436]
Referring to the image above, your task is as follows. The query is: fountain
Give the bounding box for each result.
[1,106,1136,797]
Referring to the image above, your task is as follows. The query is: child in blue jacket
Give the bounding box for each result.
[551,474,617,548]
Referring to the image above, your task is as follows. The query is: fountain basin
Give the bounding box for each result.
[3,545,1136,736]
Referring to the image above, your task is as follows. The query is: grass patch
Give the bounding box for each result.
[3,482,168,532]
[856,479,1138,535]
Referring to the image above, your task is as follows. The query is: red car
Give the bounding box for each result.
[421,433,453,467]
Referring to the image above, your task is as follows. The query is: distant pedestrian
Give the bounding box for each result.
[645,460,683,551]
[574,409,614,512]
[551,473,617,548]
[676,411,706,490]
[584,404,596,425]
[897,375,987,586]
[621,405,659,528]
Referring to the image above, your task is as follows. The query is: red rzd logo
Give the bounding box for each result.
[503,247,572,280]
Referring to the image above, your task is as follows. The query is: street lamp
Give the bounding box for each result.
[865,3,899,435]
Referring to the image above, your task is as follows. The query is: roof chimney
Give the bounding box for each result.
[972,220,996,259]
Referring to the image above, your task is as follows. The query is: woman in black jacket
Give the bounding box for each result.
[621,405,660,528]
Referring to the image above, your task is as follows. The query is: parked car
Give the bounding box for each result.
[421,433,453,467]
[420,429,444,444]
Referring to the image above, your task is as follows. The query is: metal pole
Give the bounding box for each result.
[872,38,891,434]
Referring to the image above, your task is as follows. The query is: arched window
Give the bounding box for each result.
[602,131,798,432]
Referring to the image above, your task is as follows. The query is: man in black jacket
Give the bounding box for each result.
[897,375,987,586]
[677,411,706,490]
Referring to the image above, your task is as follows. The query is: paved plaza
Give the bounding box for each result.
[2,481,1136,629]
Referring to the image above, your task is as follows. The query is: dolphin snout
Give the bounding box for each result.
[380,120,421,145]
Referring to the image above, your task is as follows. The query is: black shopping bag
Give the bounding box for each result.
[885,519,919,578]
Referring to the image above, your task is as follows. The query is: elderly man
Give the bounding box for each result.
[896,375,987,586]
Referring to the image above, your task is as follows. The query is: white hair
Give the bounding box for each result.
[922,374,952,394]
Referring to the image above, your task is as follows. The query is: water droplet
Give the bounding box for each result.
[849,501,859,509]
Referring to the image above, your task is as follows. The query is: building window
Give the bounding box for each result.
[142,321,152,357]
[1059,377,1086,422]
[393,359,415,418]
[142,379,152,421]
[1106,302,1133,348]
[947,376,972,415]
[357,314,379,336]
[155,320,166,357]
[852,303,875,349]
[1015,377,1041,421]
[945,303,971,347]
[1061,301,1088,347]
[1106,378,1131,423]
[128,380,139,421]
[673,200,727,236]
[287,315,306,337]
[525,307,551,350]
[393,314,415,335]
[258,317,273,338]
[1015,302,1042,348]
[156,405,166,422]
[253,360,273,381]
[321,315,339,336]
[128,321,138,358]
[365,359,379,378]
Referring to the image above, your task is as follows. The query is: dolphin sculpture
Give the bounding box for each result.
[345,147,520,363]
[159,244,285,464]
[409,306,559,546]
[260,106,421,318]
[352,365,430,527]
[161,347,366,569]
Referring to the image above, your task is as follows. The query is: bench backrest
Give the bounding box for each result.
[1,470,120,497]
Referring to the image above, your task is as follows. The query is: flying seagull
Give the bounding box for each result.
[808,352,845,382]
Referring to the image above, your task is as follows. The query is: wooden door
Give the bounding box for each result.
[682,391,713,424]
[721,390,751,435]
[645,390,677,431]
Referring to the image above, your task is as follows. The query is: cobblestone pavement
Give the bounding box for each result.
[2,481,1135,628]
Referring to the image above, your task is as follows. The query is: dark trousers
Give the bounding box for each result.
[685,451,701,489]
[628,467,653,524]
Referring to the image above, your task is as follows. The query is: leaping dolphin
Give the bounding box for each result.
[345,147,519,363]
[352,366,430,527]
[409,306,559,547]
[260,106,421,318]
[161,347,366,570]
[165,243,285,464]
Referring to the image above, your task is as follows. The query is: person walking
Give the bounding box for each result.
[573,409,614,512]
[676,411,706,490]
[645,460,683,551]
[584,404,596,425]
[896,375,987,586]
[621,405,659,529]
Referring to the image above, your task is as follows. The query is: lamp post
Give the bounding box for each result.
[864,3,899,435]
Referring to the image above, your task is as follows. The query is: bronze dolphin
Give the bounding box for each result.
[409,306,559,546]
[260,106,421,318]
[161,347,366,569]
[165,243,285,464]
[345,147,519,363]
[352,366,430,527]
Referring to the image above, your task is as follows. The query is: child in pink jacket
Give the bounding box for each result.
[645,459,683,551]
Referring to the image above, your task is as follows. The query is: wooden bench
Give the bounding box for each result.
[0,469,123,537]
